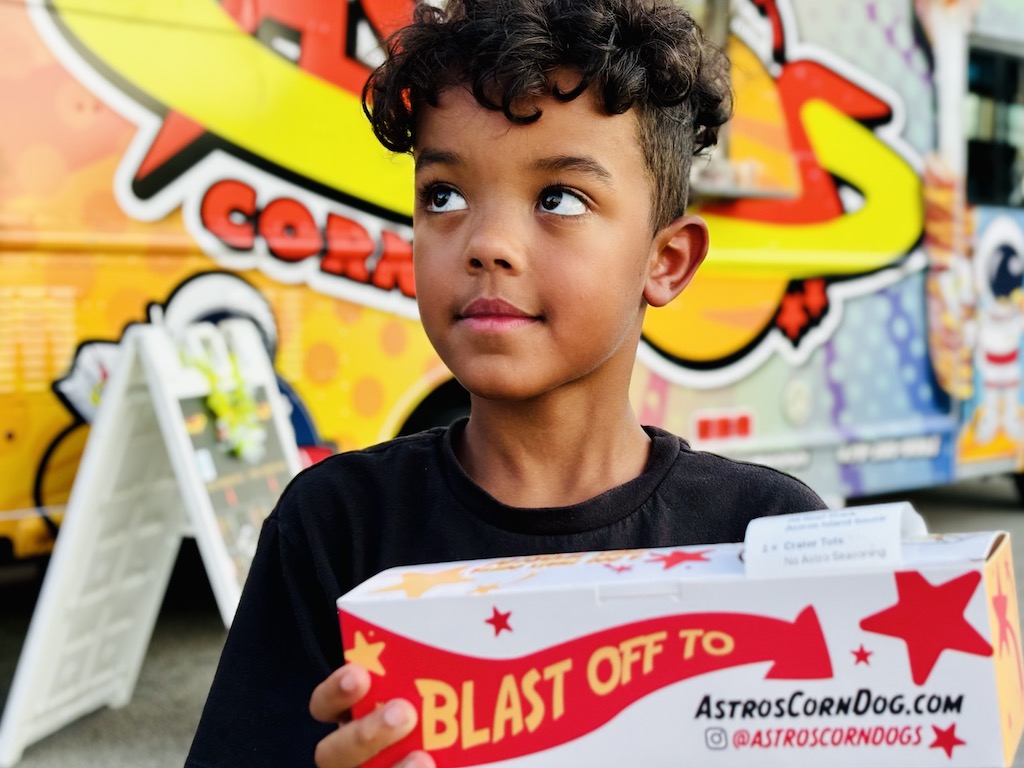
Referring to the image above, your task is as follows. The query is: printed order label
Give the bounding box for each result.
[743,503,928,578]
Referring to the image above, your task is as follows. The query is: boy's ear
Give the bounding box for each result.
[643,215,709,308]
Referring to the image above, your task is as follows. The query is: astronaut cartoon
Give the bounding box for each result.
[971,215,1024,444]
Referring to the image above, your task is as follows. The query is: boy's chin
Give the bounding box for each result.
[463,383,541,404]
[455,374,551,405]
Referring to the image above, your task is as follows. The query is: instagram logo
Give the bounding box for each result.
[705,727,728,750]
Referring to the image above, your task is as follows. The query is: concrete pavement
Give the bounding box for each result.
[0,542,225,768]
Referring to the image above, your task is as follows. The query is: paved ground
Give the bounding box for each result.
[0,542,224,768]
[0,476,1021,767]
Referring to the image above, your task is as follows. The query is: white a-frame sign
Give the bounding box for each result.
[0,319,302,766]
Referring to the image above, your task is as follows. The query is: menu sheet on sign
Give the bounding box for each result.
[180,387,292,585]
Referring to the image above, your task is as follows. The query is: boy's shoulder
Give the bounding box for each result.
[650,425,825,513]
[291,424,451,488]
[268,426,448,513]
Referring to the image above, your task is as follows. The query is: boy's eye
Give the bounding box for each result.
[424,185,467,213]
[539,188,588,216]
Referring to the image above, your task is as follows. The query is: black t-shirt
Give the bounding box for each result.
[185,422,824,767]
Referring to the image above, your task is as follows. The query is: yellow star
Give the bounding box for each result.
[344,631,386,676]
[373,566,474,598]
[473,584,500,594]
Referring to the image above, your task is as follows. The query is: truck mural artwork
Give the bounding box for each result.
[2,0,1024,558]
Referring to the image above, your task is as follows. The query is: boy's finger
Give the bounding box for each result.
[313,699,420,768]
[394,750,436,768]
[310,664,371,722]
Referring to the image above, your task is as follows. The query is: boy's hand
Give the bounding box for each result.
[310,663,434,768]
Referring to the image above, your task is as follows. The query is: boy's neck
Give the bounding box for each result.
[455,398,652,508]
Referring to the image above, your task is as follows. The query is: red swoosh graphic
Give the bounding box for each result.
[341,607,833,766]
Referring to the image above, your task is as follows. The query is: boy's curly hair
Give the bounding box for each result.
[363,0,732,230]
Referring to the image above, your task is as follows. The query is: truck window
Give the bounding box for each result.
[966,46,1024,207]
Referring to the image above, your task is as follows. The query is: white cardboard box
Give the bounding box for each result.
[337,504,1024,767]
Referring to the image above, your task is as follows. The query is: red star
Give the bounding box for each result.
[929,723,966,758]
[648,550,711,570]
[803,279,829,318]
[485,607,512,636]
[776,293,808,339]
[851,644,872,665]
[860,571,992,685]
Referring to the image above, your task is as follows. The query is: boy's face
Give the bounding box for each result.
[412,84,666,403]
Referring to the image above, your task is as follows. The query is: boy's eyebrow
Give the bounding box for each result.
[415,148,461,173]
[532,155,613,184]
[415,150,613,185]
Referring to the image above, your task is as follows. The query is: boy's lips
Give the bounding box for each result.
[457,298,540,331]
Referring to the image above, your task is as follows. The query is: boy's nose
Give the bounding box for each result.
[464,211,524,274]
[468,252,516,271]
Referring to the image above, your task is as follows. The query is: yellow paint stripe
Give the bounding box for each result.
[53,0,414,216]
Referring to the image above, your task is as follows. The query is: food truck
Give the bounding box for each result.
[2,0,1023,560]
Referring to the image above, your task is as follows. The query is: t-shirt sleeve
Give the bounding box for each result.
[185,510,342,767]
[757,465,828,515]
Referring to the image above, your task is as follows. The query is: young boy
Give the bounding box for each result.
[186,1,825,766]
